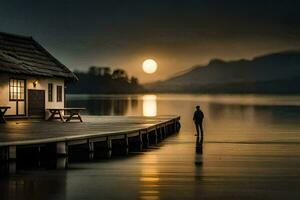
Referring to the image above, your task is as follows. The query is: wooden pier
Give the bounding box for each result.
[0,115,180,161]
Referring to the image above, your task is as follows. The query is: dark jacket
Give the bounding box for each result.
[193,110,204,123]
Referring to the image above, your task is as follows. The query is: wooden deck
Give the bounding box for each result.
[0,115,180,161]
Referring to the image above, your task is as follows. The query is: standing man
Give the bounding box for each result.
[193,105,204,143]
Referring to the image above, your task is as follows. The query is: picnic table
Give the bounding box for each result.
[46,108,85,122]
[0,106,11,123]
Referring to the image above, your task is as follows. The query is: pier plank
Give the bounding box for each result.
[0,115,180,147]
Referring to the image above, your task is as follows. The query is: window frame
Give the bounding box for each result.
[9,78,25,101]
[57,85,63,102]
[48,83,53,102]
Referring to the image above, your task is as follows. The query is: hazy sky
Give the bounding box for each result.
[1,0,300,82]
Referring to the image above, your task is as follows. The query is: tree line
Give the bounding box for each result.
[67,66,144,94]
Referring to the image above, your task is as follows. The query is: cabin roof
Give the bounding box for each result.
[0,32,78,81]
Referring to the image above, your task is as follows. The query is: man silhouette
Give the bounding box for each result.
[193,105,204,143]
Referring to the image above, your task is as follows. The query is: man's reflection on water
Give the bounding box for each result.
[195,136,203,155]
[195,136,203,166]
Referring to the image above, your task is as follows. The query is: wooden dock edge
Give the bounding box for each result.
[0,116,181,162]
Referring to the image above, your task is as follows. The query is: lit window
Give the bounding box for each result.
[9,79,25,101]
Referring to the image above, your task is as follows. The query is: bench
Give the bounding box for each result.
[0,106,11,123]
[46,108,86,122]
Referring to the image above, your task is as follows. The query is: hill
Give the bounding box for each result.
[146,51,300,94]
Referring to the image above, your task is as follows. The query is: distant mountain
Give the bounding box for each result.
[146,51,300,94]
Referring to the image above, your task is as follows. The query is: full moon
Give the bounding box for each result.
[142,59,158,74]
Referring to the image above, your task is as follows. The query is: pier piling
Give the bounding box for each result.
[56,142,68,156]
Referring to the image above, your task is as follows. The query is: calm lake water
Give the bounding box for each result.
[1,94,300,200]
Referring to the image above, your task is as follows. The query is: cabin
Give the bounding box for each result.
[0,32,77,118]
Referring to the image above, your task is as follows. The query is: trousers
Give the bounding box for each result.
[195,122,204,142]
